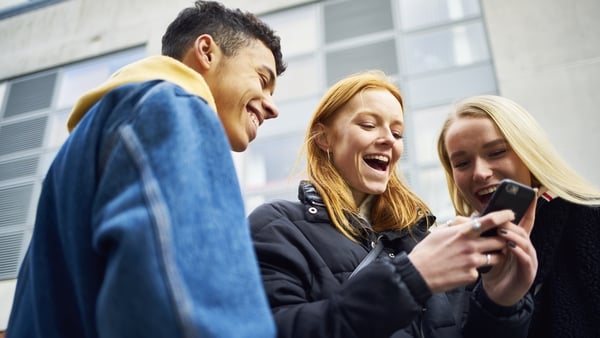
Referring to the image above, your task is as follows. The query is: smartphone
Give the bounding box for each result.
[480,179,536,232]
[478,179,535,273]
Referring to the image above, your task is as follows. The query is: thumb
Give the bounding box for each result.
[518,188,538,235]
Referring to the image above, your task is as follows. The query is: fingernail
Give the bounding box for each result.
[499,228,508,235]
[508,241,516,248]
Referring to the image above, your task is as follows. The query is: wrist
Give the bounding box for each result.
[475,282,522,315]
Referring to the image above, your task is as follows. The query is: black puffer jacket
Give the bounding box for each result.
[249,181,534,338]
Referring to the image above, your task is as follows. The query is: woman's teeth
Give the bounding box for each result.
[478,186,497,196]
[363,155,389,163]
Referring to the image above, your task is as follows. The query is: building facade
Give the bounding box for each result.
[0,0,599,331]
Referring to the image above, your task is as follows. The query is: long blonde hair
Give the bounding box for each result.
[437,95,600,217]
[303,70,431,241]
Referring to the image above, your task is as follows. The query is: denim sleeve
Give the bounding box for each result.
[91,83,275,338]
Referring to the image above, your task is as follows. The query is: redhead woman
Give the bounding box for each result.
[249,73,537,338]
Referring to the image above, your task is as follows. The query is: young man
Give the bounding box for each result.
[6,1,286,337]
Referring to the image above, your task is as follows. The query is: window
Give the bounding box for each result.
[398,0,481,30]
[402,21,490,75]
[0,46,145,280]
[249,0,497,218]
[324,0,394,43]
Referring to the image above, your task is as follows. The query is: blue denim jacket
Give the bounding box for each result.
[7,80,276,338]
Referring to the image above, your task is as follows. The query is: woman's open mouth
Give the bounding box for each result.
[364,155,389,172]
[477,185,498,205]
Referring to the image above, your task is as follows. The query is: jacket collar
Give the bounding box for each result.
[67,55,216,131]
[298,180,435,247]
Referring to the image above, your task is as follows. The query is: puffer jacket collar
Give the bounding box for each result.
[298,180,436,251]
[297,180,330,223]
[298,180,376,241]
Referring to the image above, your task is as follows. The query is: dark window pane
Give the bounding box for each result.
[0,116,48,156]
[4,72,56,117]
[0,156,39,181]
[0,184,33,227]
[324,0,393,43]
[326,39,398,85]
[0,231,24,279]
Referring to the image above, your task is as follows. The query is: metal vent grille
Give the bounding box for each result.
[0,116,48,156]
[3,72,56,118]
[0,156,39,181]
[0,184,33,228]
[0,231,24,279]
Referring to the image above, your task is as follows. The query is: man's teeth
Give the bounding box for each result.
[478,186,497,196]
[250,113,259,127]
[364,155,389,163]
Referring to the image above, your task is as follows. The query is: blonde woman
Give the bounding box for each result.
[438,94,600,337]
[249,72,537,338]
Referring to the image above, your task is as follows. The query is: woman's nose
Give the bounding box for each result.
[473,158,492,181]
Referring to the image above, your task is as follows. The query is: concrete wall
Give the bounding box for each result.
[482,0,600,188]
[0,0,307,80]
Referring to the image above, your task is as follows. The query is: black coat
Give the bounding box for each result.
[249,181,533,338]
[528,196,600,338]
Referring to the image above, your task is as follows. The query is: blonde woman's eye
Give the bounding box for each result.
[490,149,507,157]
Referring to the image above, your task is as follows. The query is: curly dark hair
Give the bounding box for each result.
[161,0,286,76]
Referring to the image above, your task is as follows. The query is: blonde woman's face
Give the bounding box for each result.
[327,89,404,205]
[444,116,531,213]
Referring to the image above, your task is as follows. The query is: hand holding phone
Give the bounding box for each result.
[478,179,535,273]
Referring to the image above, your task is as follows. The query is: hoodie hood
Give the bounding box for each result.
[66,55,217,132]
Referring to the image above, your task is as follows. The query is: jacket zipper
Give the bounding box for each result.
[419,309,426,338]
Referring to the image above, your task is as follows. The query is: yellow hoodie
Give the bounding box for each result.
[66,55,217,132]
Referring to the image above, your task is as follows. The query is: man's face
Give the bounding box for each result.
[205,41,279,152]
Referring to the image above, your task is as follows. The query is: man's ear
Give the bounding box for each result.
[195,34,215,70]
[313,123,331,151]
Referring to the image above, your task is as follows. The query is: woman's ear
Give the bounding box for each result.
[313,123,330,151]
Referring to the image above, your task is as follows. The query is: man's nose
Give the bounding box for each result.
[262,96,279,120]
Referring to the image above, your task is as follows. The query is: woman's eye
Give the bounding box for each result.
[392,132,403,139]
[489,149,507,157]
[452,160,468,169]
